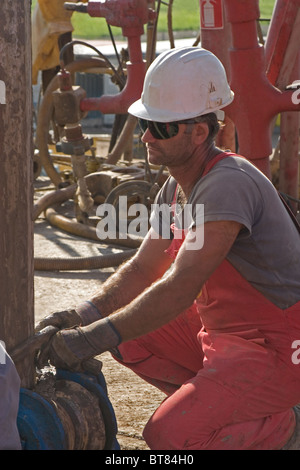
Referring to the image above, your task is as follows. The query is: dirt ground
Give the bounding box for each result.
[33,174,166,451]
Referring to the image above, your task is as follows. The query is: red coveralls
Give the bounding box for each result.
[116,154,300,450]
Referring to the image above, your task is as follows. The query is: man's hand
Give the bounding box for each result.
[35,309,82,332]
[37,318,121,372]
[47,328,95,372]
[35,301,103,333]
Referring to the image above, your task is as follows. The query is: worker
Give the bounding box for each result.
[37,46,300,450]
[0,342,21,450]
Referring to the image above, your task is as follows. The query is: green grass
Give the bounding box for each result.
[259,0,276,18]
[32,0,276,40]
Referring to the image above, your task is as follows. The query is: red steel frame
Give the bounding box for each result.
[66,0,300,199]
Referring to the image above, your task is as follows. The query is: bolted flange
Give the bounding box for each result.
[17,368,119,450]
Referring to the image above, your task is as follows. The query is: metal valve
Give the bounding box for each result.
[64,0,157,36]
[64,2,88,12]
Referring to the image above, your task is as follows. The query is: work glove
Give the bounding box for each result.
[37,317,121,373]
[35,301,102,332]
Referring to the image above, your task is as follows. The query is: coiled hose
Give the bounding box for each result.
[34,248,136,271]
[34,184,141,271]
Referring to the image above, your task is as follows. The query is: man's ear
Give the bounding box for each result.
[193,122,209,144]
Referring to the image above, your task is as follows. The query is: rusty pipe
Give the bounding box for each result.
[36,57,111,187]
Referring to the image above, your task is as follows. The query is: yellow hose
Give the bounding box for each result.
[34,185,141,271]
[34,249,136,271]
[44,206,142,249]
[33,184,76,221]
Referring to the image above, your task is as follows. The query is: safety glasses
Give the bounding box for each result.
[138,118,199,140]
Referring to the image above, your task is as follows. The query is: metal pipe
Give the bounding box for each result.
[199,0,235,152]
[279,55,300,213]
[80,59,146,115]
[223,0,300,177]
[78,0,156,115]
[36,57,110,187]
[265,0,300,86]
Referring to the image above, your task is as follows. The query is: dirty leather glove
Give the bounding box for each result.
[47,317,121,372]
[35,301,102,332]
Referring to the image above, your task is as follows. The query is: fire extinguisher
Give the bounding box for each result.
[203,0,215,28]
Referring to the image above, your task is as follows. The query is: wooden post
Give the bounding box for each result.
[0,0,34,388]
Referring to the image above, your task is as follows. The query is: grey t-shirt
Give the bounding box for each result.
[151,155,300,309]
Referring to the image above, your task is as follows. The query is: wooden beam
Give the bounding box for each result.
[0,0,34,388]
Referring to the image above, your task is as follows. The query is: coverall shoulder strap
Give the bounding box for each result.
[202,151,238,177]
[172,152,235,203]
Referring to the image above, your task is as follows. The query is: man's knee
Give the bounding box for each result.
[143,410,184,450]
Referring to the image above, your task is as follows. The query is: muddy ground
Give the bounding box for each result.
[33,174,166,450]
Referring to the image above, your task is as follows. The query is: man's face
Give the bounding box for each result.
[141,124,195,168]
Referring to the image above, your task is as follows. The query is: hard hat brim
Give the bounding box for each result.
[128,98,231,123]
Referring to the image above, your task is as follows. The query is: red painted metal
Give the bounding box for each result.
[278,55,300,212]
[200,0,224,30]
[71,0,300,186]
[221,0,300,177]
[199,0,235,152]
[264,0,300,207]
[265,0,300,87]
[80,0,156,115]
[86,0,154,36]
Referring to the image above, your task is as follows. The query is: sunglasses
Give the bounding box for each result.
[138,118,199,140]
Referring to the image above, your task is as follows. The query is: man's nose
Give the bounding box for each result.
[141,128,156,143]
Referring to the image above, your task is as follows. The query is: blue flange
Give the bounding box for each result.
[17,388,66,450]
[17,370,119,450]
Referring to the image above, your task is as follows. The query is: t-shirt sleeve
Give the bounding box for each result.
[190,164,263,236]
[150,177,177,239]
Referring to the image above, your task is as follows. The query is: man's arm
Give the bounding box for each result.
[89,228,174,317]
[35,228,173,331]
[46,220,243,371]
[107,220,243,341]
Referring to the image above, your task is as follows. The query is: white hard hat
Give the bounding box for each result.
[128,46,234,122]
